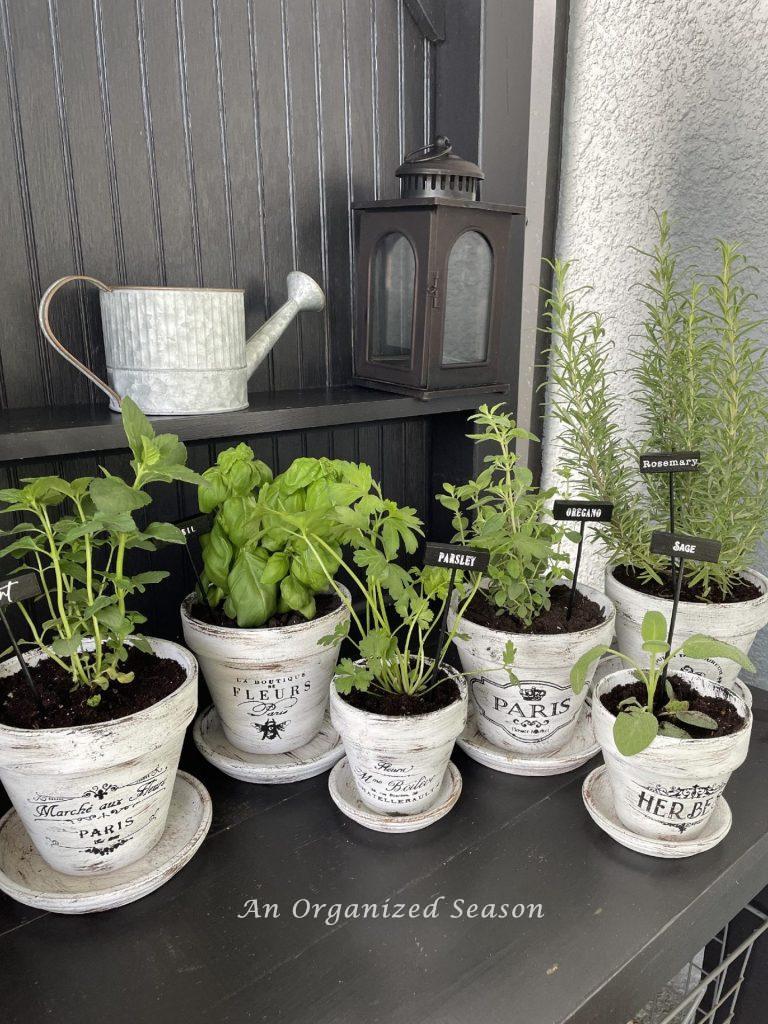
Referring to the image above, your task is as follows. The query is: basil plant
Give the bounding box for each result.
[198,444,376,627]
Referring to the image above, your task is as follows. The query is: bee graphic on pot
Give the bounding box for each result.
[258,719,288,741]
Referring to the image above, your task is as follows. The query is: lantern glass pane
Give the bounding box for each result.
[442,231,493,365]
[369,232,415,363]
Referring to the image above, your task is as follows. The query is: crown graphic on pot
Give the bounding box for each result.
[520,685,547,702]
[38,271,325,417]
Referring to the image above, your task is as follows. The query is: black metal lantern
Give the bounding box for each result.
[352,136,523,399]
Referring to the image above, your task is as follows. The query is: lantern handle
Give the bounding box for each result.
[403,135,452,164]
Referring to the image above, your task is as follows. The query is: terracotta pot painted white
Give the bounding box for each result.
[606,566,768,688]
[593,669,751,842]
[329,664,467,817]
[449,584,615,756]
[0,638,197,877]
[181,589,349,755]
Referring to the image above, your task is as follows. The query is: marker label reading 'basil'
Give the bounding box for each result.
[175,513,212,539]
[639,451,701,474]
[0,572,41,607]
[650,531,721,564]
[424,542,490,573]
[552,500,614,522]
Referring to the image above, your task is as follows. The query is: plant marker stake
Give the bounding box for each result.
[552,501,614,622]
[423,542,490,686]
[659,556,685,690]
[155,514,213,607]
[639,451,701,595]
[0,574,43,710]
[183,545,207,606]
[566,520,586,621]
[649,530,721,690]
[0,605,42,709]
[431,567,457,686]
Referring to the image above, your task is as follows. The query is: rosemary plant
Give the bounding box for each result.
[0,399,200,703]
[545,214,768,597]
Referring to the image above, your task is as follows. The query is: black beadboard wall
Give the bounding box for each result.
[0,0,433,408]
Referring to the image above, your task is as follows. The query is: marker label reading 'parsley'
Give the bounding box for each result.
[423,542,490,573]
[0,572,40,607]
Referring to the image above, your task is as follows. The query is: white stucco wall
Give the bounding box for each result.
[541,0,768,676]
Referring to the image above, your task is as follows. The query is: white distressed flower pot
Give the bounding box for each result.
[329,664,467,817]
[181,589,349,755]
[449,584,615,756]
[592,669,751,843]
[0,638,197,877]
[606,566,768,688]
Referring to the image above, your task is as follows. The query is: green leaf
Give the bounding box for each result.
[225,550,277,627]
[202,522,233,590]
[658,721,692,739]
[278,457,325,494]
[503,639,517,667]
[675,709,719,731]
[334,658,373,694]
[613,707,659,756]
[569,644,609,694]
[318,618,349,648]
[51,633,84,657]
[681,634,755,673]
[640,609,668,655]
[120,396,154,458]
[89,476,151,516]
[261,551,290,585]
[280,574,315,619]
[141,522,186,546]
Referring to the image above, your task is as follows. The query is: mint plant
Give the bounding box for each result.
[437,404,576,628]
[198,446,376,627]
[0,399,200,703]
[570,609,753,755]
[545,214,768,597]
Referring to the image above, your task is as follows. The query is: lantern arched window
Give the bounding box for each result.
[441,231,493,366]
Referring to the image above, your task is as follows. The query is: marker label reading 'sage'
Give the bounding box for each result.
[650,531,721,564]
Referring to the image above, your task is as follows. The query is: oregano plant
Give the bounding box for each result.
[0,399,200,704]
[437,404,576,628]
[545,214,768,597]
[570,609,753,755]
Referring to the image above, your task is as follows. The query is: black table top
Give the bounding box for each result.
[3,688,768,1024]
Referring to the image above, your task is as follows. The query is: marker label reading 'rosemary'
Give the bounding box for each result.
[639,451,701,474]
[423,542,489,573]
[650,531,721,564]
[552,500,614,522]
[0,572,40,607]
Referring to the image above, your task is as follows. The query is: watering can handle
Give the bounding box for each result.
[38,275,123,409]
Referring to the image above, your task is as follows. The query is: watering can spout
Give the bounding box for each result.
[245,272,325,379]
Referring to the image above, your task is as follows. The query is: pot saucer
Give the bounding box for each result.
[328,757,462,833]
[194,705,344,784]
[0,771,211,914]
[582,764,732,859]
[457,704,599,776]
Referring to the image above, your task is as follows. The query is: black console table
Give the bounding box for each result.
[2,688,768,1024]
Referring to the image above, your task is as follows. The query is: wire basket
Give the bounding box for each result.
[630,903,768,1024]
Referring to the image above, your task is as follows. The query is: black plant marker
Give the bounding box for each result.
[424,542,490,685]
[552,500,614,621]
[153,513,212,606]
[0,573,43,709]
[650,530,721,687]
[640,451,701,590]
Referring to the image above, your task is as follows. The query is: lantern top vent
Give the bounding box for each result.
[396,135,483,201]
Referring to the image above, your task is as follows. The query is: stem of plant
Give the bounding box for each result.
[0,604,43,710]
[660,555,685,689]
[566,520,586,621]
[430,567,457,686]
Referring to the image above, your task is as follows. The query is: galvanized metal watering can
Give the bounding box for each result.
[38,272,325,415]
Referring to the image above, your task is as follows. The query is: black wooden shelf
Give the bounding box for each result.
[0,386,507,463]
